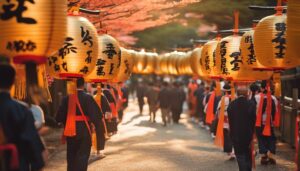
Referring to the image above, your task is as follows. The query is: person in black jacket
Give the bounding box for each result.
[170,82,186,124]
[158,82,171,127]
[56,78,106,171]
[227,86,256,171]
[0,60,46,171]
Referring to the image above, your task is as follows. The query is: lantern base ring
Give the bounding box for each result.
[13,55,47,65]
[59,73,83,79]
[89,79,108,83]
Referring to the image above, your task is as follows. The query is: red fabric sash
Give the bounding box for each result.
[215,95,226,148]
[206,91,215,124]
[0,144,19,170]
[64,93,77,137]
[274,99,281,127]
[64,93,92,137]
[255,93,264,127]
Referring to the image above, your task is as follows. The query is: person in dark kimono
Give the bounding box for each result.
[102,84,118,135]
[170,82,186,124]
[136,82,145,115]
[56,78,106,171]
[146,83,160,123]
[254,81,278,165]
[158,82,171,127]
[194,82,205,125]
[227,86,256,171]
[0,61,46,171]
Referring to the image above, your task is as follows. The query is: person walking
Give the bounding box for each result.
[136,82,146,115]
[170,82,186,124]
[227,85,256,171]
[56,78,106,171]
[146,83,160,123]
[254,81,278,165]
[158,82,171,127]
[194,82,205,125]
[215,83,235,160]
[0,59,46,171]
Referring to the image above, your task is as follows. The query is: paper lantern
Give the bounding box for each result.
[159,53,171,75]
[154,55,163,75]
[215,35,242,80]
[132,50,147,74]
[47,15,98,78]
[240,30,273,80]
[254,13,297,69]
[143,52,157,74]
[111,48,133,83]
[200,40,220,79]
[287,0,300,67]
[184,51,193,75]
[0,0,67,64]
[86,34,121,82]
[168,52,179,75]
[190,47,206,78]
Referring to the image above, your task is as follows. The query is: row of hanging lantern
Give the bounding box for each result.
[0,0,134,100]
[130,0,300,98]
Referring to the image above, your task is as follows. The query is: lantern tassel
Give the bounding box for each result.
[205,91,216,124]
[63,79,77,137]
[215,96,226,148]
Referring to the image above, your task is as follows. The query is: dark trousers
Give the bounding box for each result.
[118,110,124,123]
[171,109,181,123]
[236,150,252,171]
[67,135,91,171]
[210,118,218,135]
[223,128,233,153]
[196,105,204,121]
[255,126,276,154]
[138,102,144,114]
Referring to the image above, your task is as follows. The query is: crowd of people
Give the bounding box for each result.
[0,56,281,171]
[135,78,279,171]
[0,57,130,171]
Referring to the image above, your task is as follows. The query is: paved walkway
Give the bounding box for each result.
[45,100,296,171]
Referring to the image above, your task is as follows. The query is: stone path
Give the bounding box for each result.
[45,100,296,171]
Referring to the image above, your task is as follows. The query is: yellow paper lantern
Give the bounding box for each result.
[190,47,206,78]
[0,0,67,64]
[287,0,300,67]
[254,13,296,69]
[240,30,273,80]
[154,55,163,75]
[200,40,220,79]
[168,52,179,75]
[184,51,193,75]
[159,53,171,75]
[143,52,157,74]
[215,35,242,80]
[111,48,134,83]
[47,15,98,78]
[132,50,148,74]
[86,34,121,82]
